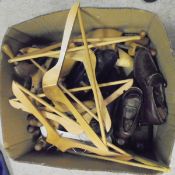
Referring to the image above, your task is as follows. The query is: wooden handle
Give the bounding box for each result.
[2,44,14,59]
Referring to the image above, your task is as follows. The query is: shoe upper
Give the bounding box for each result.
[134,48,168,125]
[114,87,143,145]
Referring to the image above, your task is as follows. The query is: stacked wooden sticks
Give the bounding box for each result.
[2,2,170,173]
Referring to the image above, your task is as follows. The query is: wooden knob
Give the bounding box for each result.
[34,139,47,151]
[139,31,146,39]
[150,49,157,56]
[27,125,36,133]
[28,119,42,127]
[34,143,43,151]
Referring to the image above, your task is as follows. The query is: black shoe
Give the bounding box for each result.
[134,48,168,125]
[100,66,127,98]
[64,49,118,100]
[113,87,143,145]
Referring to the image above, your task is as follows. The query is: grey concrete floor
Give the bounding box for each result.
[1,0,175,174]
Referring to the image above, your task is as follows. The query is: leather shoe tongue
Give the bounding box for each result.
[124,106,137,119]
[123,105,137,132]
[123,96,141,131]
[123,96,140,120]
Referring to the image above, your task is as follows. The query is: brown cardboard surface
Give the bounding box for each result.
[17,151,154,174]
[0,7,175,172]
[0,52,33,158]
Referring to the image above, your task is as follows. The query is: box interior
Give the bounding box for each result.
[1,7,175,173]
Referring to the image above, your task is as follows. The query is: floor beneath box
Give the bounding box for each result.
[0,0,175,175]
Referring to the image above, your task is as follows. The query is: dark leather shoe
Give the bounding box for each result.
[65,49,118,86]
[134,48,168,125]
[113,87,143,145]
[129,125,153,154]
[14,62,37,79]
[95,49,118,83]
[64,49,118,100]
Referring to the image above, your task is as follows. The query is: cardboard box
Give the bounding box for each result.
[1,7,175,173]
